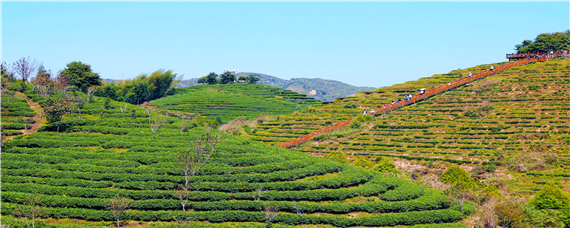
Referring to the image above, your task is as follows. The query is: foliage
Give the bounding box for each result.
[352,156,374,170]
[44,97,74,124]
[515,31,570,53]
[60,61,102,93]
[440,166,476,189]
[219,71,236,84]
[96,70,179,104]
[326,151,348,164]
[373,157,400,175]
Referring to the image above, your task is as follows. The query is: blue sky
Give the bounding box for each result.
[2,1,568,88]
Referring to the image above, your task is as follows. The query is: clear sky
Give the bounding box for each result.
[2,1,568,88]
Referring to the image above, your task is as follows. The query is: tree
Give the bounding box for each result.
[44,97,74,133]
[53,71,70,96]
[205,72,218,84]
[107,196,133,227]
[264,203,280,228]
[248,76,260,84]
[147,69,179,100]
[1,61,15,81]
[197,77,207,84]
[12,56,39,82]
[30,66,53,98]
[516,31,570,53]
[238,75,247,82]
[70,91,87,119]
[219,71,236,84]
[177,127,224,211]
[60,61,102,93]
[13,194,42,228]
[441,165,477,213]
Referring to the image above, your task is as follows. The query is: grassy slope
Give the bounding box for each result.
[149,83,321,123]
[0,90,468,227]
[243,57,570,195]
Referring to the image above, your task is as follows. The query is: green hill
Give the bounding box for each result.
[242,57,570,197]
[149,83,322,123]
[0,87,469,227]
[176,72,376,102]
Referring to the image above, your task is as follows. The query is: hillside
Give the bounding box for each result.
[176,72,376,102]
[241,57,570,196]
[148,83,321,123]
[0,87,469,227]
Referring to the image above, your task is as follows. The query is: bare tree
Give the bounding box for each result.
[86,87,97,102]
[176,186,191,212]
[119,104,128,114]
[264,204,280,228]
[54,71,70,96]
[177,127,224,211]
[71,92,87,119]
[291,201,303,216]
[107,196,133,227]
[12,57,40,82]
[253,187,267,201]
[13,194,42,228]
[179,116,191,137]
[20,117,31,135]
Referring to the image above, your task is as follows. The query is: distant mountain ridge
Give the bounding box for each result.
[175,72,376,101]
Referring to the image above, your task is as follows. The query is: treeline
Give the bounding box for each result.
[197,71,259,84]
[95,70,179,105]
[515,30,570,53]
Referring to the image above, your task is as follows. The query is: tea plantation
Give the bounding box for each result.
[244,57,570,195]
[0,88,470,227]
[149,83,321,123]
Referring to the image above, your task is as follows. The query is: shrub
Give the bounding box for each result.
[326,151,348,164]
[440,166,476,189]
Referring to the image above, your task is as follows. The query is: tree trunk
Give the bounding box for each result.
[57,119,61,133]
[77,104,82,119]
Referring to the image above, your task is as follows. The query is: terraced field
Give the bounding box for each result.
[243,57,570,194]
[1,90,38,139]
[149,83,322,123]
[1,91,470,227]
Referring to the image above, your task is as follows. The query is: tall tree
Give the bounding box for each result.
[177,127,224,211]
[206,72,218,84]
[248,76,260,84]
[219,71,236,84]
[12,56,39,82]
[60,61,102,93]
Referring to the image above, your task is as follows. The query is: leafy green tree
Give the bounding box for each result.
[516,31,570,53]
[440,165,476,189]
[147,69,178,100]
[531,182,570,227]
[219,71,236,84]
[238,75,247,82]
[197,77,207,84]
[206,72,218,84]
[248,76,260,84]
[60,61,102,93]
[44,97,74,132]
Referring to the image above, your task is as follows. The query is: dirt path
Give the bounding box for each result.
[3,92,45,141]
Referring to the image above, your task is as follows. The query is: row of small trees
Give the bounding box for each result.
[197,71,260,85]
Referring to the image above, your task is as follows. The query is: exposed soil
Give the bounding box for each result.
[3,92,45,142]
